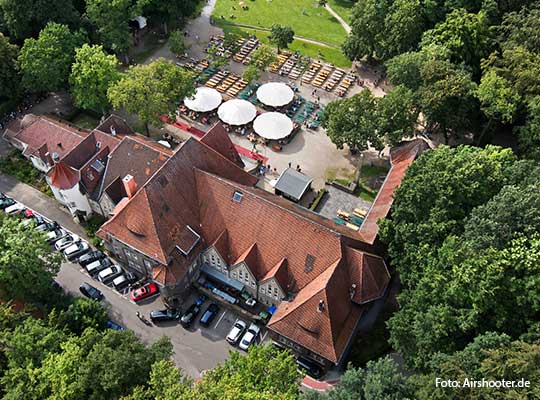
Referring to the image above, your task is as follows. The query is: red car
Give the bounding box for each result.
[130,283,159,302]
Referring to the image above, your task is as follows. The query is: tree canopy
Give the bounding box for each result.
[108,59,195,133]
[0,33,20,101]
[18,22,85,93]
[269,25,295,52]
[69,44,120,113]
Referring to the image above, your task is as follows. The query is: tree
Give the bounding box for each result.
[136,0,199,34]
[86,0,133,57]
[303,357,412,400]
[168,30,186,57]
[0,33,20,101]
[187,345,300,400]
[0,214,61,305]
[475,69,520,142]
[243,45,277,82]
[421,9,493,74]
[57,298,109,335]
[379,144,516,285]
[269,25,294,53]
[375,85,419,146]
[69,44,120,113]
[18,23,85,93]
[322,90,381,151]
[0,0,79,41]
[108,58,195,134]
[516,96,540,158]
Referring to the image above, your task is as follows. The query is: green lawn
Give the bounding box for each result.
[213,0,348,47]
[327,0,356,24]
[70,112,100,130]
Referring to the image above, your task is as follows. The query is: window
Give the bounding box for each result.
[261,287,266,294]
[239,270,243,280]
[144,259,152,270]
[274,287,278,298]
[268,284,272,292]
[232,272,237,279]
[250,280,255,287]
[232,191,243,202]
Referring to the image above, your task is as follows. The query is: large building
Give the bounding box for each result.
[97,122,428,368]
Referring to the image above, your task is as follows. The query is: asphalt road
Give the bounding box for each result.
[0,172,235,378]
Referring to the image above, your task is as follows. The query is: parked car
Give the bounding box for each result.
[78,250,105,266]
[54,234,80,251]
[4,202,24,215]
[112,272,136,291]
[129,282,159,302]
[296,356,324,379]
[97,265,123,284]
[46,228,67,243]
[149,309,181,322]
[85,257,112,276]
[226,319,247,345]
[200,303,220,327]
[0,197,16,210]
[37,220,59,232]
[106,320,124,331]
[79,282,103,301]
[22,208,34,218]
[51,280,62,291]
[239,323,260,351]
[195,294,207,306]
[180,304,201,328]
[63,241,90,261]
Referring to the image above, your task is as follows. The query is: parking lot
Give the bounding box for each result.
[1,186,267,378]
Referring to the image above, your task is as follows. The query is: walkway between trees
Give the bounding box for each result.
[325,4,351,34]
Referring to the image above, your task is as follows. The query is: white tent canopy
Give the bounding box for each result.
[183,87,222,112]
[253,112,293,140]
[256,82,294,107]
[217,99,257,125]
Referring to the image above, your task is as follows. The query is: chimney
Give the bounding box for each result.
[317,300,325,313]
[349,283,357,300]
[110,126,117,136]
[123,174,137,198]
[57,142,63,149]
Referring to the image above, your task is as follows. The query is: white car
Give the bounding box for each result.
[54,234,80,251]
[239,323,260,351]
[4,202,24,214]
[227,319,247,345]
[86,258,112,276]
[46,228,67,243]
[97,265,123,284]
[63,241,90,261]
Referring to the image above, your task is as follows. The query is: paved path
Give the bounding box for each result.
[325,4,351,34]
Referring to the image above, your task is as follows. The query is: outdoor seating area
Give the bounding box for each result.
[232,37,260,64]
[204,70,249,97]
[332,208,366,231]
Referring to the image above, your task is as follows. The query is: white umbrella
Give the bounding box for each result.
[253,112,294,140]
[217,99,257,125]
[256,82,294,107]
[184,87,222,112]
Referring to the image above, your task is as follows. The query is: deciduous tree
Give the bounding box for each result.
[86,0,133,57]
[269,25,294,53]
[0,33,20,100]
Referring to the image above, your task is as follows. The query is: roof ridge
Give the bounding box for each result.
[195,169,345,239]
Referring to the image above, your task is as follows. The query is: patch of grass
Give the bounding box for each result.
[218,24,351,67]
[0,151,53,197]
[346,302,396,367]
[327,0,356,24]
[213,0,348,47]
[81,214,107,249]
[324,166,356,182]
[357,183,377,202]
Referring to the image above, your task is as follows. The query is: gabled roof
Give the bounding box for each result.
[345,248,390,304]
[358,138,429,244]
[48,161,80,190]
[62,130,120,170]
[200,123,244,168]
[6,115,90,160]
[260,257,288,291]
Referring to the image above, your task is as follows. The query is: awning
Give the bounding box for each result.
[257,82,294,107]
[201,264,244,291]
[253,112,293,140]
[274,167,313,201]
[184,87,222,112]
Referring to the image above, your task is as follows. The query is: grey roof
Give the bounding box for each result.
[274,168,313,201]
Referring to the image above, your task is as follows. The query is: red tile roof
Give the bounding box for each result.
[48,161,80,190]
[200,123,244,168]
[8,116,90,161]
[358,139,429,244]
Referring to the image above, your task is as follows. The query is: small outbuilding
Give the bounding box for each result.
[274,167,313,202]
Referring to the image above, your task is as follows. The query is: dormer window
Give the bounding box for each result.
[232,191,243,202]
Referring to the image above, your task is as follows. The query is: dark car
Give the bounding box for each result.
[149,309,181,323]
[296,356,324,379]
[180,304,201,328]
[200,303,220,327]
[78,250,106,267]
[37,221,59,232]
[195,294,207,306]
[106,320,125,331]
[79,282,103,301]
[0,198,16,210]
